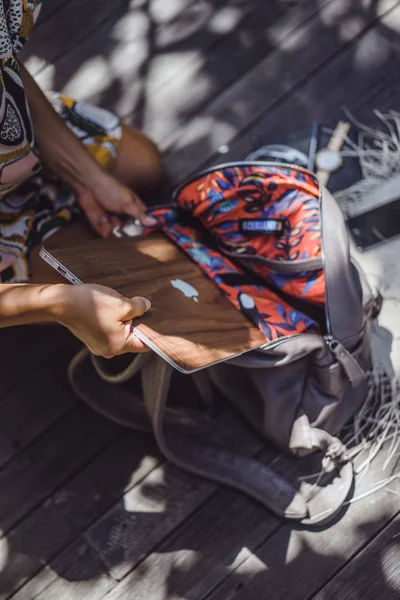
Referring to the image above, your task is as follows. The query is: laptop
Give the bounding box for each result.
[40,234,267,373]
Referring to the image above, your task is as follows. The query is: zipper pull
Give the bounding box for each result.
[325,336,367,387]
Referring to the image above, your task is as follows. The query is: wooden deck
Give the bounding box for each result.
[1,1,400,598]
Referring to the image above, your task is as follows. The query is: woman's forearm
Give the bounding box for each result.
[0,283,68,327]
[0,281,151,357]
[19,63,103,191]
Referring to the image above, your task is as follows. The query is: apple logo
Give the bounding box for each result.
[171,279,199,303]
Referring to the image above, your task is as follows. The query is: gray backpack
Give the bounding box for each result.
[69,162,381,525]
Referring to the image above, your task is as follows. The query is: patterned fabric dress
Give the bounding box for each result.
[0,0,122,282]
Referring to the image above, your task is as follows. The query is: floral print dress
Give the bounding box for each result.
[0,0,122,282]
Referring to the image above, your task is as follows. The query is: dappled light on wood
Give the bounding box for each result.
[1,0,400,599]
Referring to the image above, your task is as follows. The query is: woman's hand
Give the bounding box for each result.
[0,282,151,358]
[18,64,157,237]
[53,283,151,357]
[77,170,157,238]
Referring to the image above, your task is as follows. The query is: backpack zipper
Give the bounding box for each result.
[170,160,319,202]
[324,335,366,385]
[149,160,318,211]
[256,333,366,385]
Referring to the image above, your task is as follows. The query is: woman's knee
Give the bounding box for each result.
[114,124,163,198]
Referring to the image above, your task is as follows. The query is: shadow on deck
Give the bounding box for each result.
[1,0,400,598]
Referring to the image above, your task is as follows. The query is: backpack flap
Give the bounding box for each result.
[146,163,327,344]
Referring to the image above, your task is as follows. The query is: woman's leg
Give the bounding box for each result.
[30,124,163,284]
[113,123,163,200]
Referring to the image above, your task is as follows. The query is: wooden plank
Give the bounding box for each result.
[92,448,282,600]
[11,541,116,600]
[28,0,320,123]
[312,514,400,600]
[28,0,239,105]
[0,335,81,468]
[34,0,75,26]
[0,404,118,535]
[204,448,400,600]
[215,6,400,165]
[0,430,160,599]
[22,0,197,75]
[0,326,76,403]
[85,461,222,580]
[162,0,400,182]
[127,0,333,143]
[84,411,265,581]
[85,445,323,600]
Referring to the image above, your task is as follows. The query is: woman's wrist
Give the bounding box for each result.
[0,282,73,327]
[39,283,74,324]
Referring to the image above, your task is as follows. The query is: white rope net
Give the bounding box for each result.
[334,109,400,218]
[341,364,400,476]
[315,110,400,504]
[302,366,400,520]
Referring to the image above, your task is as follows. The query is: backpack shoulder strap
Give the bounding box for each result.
[140,354,354,524]
[69,349,354,524]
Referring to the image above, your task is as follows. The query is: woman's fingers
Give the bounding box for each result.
[78,189,113,237]
[126,296,151,319]
[122,188,157,227]
[117,297,151,354]
[80,172,158,229]
[123,331,149,353]
[59,284,153,358]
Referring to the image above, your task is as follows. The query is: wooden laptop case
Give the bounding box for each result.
[46,234,266,372]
